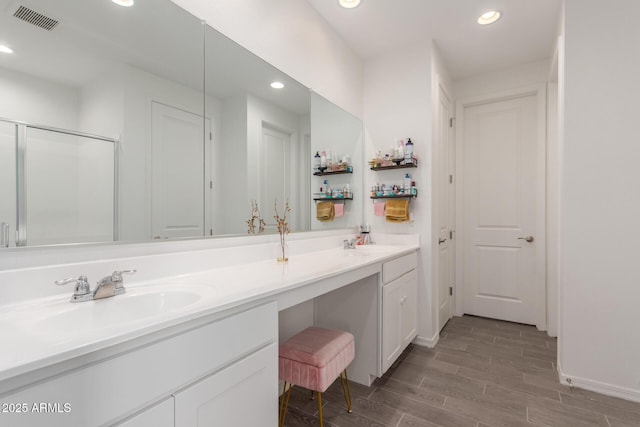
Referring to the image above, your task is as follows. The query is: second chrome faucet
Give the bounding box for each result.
[55,270,137,303]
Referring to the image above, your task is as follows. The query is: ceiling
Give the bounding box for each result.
[0,0,309,116]
[306,0,562,79]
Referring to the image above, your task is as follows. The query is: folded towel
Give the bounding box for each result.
[316,201,335,222]
[373,202,385,217]
[385,199,409,223]
[334,203,344,218]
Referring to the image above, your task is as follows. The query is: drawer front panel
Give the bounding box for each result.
[382,252,418,284]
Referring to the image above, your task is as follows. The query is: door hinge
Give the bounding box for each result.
[209,132,212,140]
[449,117,455,128]
[449,287,453,296]
[209,180,213,189]
[449,230,453,239]
[449,174,453,184]
[210,228,213,236]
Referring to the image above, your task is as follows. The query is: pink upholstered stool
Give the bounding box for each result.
[278,327,355,427]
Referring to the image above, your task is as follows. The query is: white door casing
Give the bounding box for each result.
[151,102,211,240]
[0,122,16,247]
[457,86,546,328]
[437,83,454,331]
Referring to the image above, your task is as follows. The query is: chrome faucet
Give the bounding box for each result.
[55,270,136,303]
[93,270,137,299]
[55,275,93,302]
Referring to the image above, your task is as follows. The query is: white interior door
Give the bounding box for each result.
[437,84,454,331]
[260,125,291,231]
[151,102,210,239]
[0,122,16,247]
[461,90,545,327]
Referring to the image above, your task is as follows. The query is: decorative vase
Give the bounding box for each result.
[277,242,289,263]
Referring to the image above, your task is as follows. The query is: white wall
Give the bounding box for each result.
[217,95,248,235]
[363,42,436,343]
[170,0,363,118]
[560,0,640,402]
[0,66,80,130]
[454,59,550,100]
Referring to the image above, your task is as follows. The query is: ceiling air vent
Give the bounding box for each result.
[12,5,59,31]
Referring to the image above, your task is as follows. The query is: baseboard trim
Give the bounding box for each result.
[412,332,439,348]
[558,367,640,403]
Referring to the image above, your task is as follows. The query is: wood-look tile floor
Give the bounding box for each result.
[280,315,640,427]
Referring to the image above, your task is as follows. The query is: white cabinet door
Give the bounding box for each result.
[382,269,418,372]
[116,398,174,427]
[174,343,277,427]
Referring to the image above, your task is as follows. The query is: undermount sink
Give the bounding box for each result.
[22,284,212,339]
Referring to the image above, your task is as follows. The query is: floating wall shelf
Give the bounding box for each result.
[313,196,353,202]
[370,193,417,200]
[370,161,418,171]
[313,169,353,176]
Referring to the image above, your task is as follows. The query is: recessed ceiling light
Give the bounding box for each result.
[477,10,501,25]
[339,0,361,9]
[271,81,285,89]
[0,45,13,54]
[112,0,134,7]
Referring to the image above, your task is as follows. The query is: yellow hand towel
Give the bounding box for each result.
[385,199,409,223]
[316,201,335,222]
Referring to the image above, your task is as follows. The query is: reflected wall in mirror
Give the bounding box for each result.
[310,93,363,230]
[0,0,363,248]
[204,25,311,236]
[0,0,204,246]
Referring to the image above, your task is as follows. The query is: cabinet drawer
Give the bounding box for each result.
[382,252,417,284]
[174,343,277,427]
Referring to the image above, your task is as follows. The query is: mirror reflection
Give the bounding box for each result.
[0,0,362,248]
[310,93,363,230]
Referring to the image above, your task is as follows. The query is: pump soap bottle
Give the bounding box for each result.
[404,138,414,164]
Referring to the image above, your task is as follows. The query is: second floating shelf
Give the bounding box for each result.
[370,192,418,200]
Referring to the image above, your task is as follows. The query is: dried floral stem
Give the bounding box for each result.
[246,200,266,234]
[274,199,291,261]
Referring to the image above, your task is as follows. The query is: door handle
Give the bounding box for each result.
[438,238,447,244]
[517,236,534,243]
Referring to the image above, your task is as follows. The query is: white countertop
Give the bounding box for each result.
[0,242,418,385]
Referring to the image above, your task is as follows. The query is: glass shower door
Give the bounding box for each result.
[23,127,115,246]
[0,121,16,247]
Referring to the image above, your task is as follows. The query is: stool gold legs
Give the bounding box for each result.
[279,373,353,427]
[279,382,292,427]
[317,392,323,427]
[340,369,353,413]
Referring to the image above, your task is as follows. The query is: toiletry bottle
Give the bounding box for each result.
[397,139,405,160]
[405,138,414,164]
[320,150,327,169]
[323,179,330,196]
[404,173,411,193]
[411,181,417,196]
[314,151,321,172]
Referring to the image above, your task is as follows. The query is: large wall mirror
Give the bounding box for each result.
[0,0,362,248]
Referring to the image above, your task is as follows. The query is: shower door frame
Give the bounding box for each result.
[1,117,119,247]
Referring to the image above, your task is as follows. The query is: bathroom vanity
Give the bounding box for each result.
[0,232,418,426]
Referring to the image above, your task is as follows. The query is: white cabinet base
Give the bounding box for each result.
[382,269,418,372]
